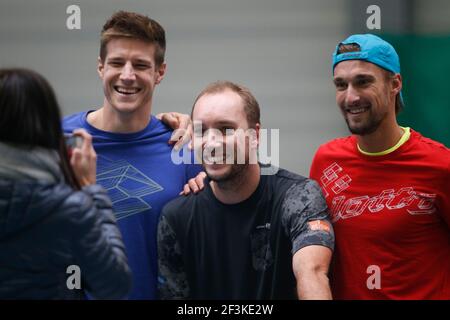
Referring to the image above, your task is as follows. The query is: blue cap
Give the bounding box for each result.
[332,33,403,103]
[332,34,400,75]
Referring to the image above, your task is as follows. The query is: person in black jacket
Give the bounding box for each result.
[0,68,132,299]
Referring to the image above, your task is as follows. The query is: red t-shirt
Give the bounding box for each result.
[310,129,450,299]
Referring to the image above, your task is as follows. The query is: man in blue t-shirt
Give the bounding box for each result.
[63,11,201,299]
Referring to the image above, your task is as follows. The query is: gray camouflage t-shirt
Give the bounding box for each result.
[157,165,334,299]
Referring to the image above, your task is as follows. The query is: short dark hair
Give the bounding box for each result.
[192,81,261,128]
[100,11,166,66]
[0,68,80,189]
[336,43,404,114]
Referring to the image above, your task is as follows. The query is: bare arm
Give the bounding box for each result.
[293,245,332,300]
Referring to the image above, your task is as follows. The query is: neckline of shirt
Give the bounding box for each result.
[81,110,159,141]
[357,126,411,157]
[204,169,268,209]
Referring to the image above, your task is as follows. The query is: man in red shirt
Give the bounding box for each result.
[309,34,450,299]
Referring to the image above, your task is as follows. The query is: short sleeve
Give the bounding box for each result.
[281,179,335,254]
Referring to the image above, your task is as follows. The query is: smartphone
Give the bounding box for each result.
[64,133,83,156]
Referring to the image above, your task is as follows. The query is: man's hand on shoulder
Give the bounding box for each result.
[156,112,193,151]
[180,171,207,196]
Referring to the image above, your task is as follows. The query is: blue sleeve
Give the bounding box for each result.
[61,118,72,134]
[61,112,86,134]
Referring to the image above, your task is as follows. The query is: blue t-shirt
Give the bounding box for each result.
[63,111,202,299]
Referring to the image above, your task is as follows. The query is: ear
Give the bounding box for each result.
[251,123,261,149]
[391,73,402,96]
[155,62,167,85]
[97,56,104,79]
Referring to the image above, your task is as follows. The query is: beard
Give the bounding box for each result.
[345,111,383,135]
[203,139,254,186]
[205,163,249,187]
[342,101,388,136]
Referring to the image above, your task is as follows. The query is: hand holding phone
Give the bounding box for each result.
[68,129,97,186]
[64,133,83,156]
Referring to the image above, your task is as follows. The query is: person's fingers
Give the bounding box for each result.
[156,112,175,123]
[195,171,207,190]
[73,129,97,161]
[169,128,185,144]
[174,122,193,151]
[177,113,190,132]
[166,113,179,127]
[189,134,201,152]
[70,129,97,186]
[160,112,180,130]
[164,113,191,150]
[188,178,199,193]
[183,183,191,196]
[173,130,192,151]
[70,148,81,166]
[73,128,90,139]
[73,128,92,152]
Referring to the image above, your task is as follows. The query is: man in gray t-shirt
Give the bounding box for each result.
[157,81,334,299]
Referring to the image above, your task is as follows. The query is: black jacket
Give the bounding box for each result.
[0,180,132,299]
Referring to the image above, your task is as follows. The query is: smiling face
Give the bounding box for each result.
[192,89,259,183]
[97,37,166,116]
[333,60,401,135]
